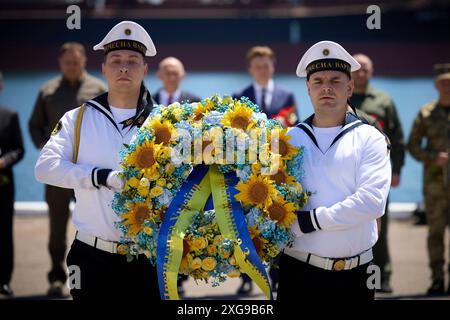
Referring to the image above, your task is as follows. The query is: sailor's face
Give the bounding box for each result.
[307,70,354,112]
[102,50,148,91]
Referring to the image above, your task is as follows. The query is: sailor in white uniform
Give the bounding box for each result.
[278,41,392,300]
[35,21,160,300]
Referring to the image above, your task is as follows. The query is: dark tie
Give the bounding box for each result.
[167,94,173,105]
[261,88,267,111]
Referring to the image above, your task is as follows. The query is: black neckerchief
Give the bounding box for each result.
[85,84,155,135]
[296,111,364,154]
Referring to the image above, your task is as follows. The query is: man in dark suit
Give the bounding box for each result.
[233,46,299,127]
[0,71,25,297]
[153,57,200,106]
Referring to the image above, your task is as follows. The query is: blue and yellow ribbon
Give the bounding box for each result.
[156,164,272,300]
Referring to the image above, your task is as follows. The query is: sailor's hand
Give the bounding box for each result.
[106,170,125,192]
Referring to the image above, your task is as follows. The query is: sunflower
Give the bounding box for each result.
[125,139,161,178]
[192,102,210,122]
[248,225,269,259]
[265,197,297,227]
[269,166,296,186]
[221,102,255,131]
[146,119,175,145]
[235,174,278,209]
[122,198,152,237]
[270,128,298,160]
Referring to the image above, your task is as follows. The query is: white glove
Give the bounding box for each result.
[106,170,125,191]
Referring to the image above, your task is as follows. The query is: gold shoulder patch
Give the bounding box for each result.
[51,120,62,136]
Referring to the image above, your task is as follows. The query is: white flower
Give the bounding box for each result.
[157,189,174,206]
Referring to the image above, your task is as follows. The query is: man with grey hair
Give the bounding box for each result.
[153,56,200,106]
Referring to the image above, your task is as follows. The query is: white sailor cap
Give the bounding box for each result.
[296,40,360,78]
[93,21,156,57]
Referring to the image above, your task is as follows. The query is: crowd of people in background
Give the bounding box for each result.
[0,40,449,298]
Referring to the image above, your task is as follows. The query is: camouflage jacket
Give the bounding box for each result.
[408,101,450,186]
[351,85,405,174]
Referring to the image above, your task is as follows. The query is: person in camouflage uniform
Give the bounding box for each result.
[350,54,405,293]
[408,63,450,295]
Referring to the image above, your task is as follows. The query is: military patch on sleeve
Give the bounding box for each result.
[51,120,62,136]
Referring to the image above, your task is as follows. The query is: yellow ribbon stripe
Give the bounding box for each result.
[208,165,271,299]
[165,172,212,300]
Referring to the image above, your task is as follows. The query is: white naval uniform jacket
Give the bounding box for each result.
[285,112,391,259]
[35,91,153,242]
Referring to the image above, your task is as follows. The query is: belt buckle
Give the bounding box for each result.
[332,259,346,271]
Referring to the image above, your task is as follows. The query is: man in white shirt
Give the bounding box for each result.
[278,41,391,300]
[35,21,160,300]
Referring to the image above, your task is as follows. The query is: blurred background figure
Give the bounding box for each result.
[351,53,406,293]
[408,63,450,296]
[0,71,25,297]
[233,46,298,127]
[154,56,200,105]
[28,42,106,298]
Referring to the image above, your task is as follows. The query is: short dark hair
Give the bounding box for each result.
[59,42,86,57]
[246,46,276,65]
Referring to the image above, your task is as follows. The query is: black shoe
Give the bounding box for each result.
[427,280,445,295]
[47,281,64,298]
[0,284,13,296]
[378,279,393,293]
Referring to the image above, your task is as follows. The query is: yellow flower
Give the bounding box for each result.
[221,250,231,259]
[166,183,173,189]
[213,235,224,244]
[150,186,164,198]
[192,101,212,122]
[201,257,217,271]
[265,197,297,227]
[235,174,278,209]
[143,250,152,259]
[270,128,298,160]
[228,255,237,266]
[117,244,128,255]
[172,107,183,121]
[190,257,202,270]
[207,244,217,255]
[157,146,172,160]
[269,167,296,186]
[143,226,153,236]
[157,178,166,187]
[122,198,152,237]
[192,237,208,250]
[248,225,269,260]
[146,118,175,146]
[125,139,161,178]
[227,268,241,278]
[221,102,255,131]
[127,177,140,189]
[165,163,175,175]
[137,185,149,197]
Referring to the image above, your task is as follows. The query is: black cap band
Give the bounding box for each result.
[306,58,351,79]
[103,40,147,56]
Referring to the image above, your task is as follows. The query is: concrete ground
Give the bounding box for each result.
[1,214,449,300]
